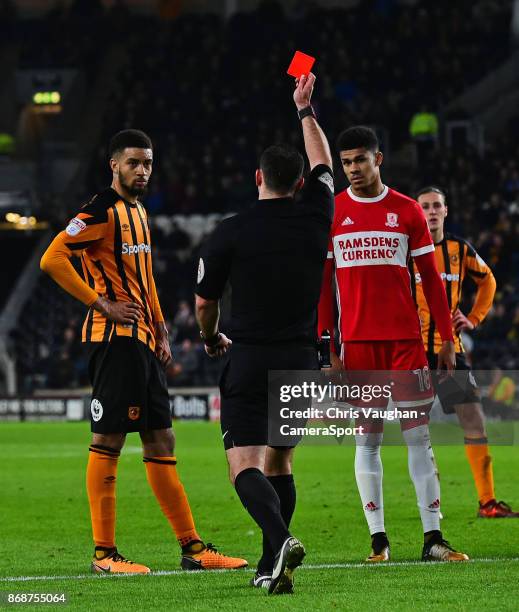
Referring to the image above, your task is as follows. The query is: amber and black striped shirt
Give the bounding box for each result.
[410,232,496,354]
[40,188,163,351]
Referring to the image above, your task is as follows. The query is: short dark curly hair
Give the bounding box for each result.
[336,126,379,153]
[109,129,153,157]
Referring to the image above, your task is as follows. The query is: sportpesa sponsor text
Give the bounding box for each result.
[122,242,152,255]
[415,272,460,283]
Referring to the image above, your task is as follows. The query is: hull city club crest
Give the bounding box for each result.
[385,212,399,228]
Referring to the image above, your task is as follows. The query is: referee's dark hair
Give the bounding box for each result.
[259,144,304,193]
[109,129,153,157]
[337,126,379,153]
[416,185,446,200]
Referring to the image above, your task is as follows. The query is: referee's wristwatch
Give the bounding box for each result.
[200,331,221,347]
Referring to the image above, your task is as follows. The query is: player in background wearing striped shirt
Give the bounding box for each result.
[318,126,468,562]
[413,186,518,518]
[41,129,247,573]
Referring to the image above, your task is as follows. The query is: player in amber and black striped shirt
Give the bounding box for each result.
[41,129,247,573]
[43,176,161,348]
[413,186,518,519]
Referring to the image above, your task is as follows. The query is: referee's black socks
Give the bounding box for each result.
[258,474,296,574]
[234,468,290,555]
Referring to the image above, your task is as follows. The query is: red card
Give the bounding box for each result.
[287,51,315,78]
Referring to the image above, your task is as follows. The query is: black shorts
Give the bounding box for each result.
[87,336,172,433]
[219,343,318,450]
[427,352,479,414]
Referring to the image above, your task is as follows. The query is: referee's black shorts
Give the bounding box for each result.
[219,343,318,450]
[88,336,172,433]
[427,351,479,414]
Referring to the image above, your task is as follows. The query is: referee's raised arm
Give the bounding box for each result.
[293,73,332,170]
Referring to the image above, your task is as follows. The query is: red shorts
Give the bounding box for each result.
[341,340,434,432]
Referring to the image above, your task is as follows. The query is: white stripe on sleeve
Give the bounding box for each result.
[410,244,435,257]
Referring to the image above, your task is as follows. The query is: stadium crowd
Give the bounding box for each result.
[1,0,132,70]
[6,0,519,390]
[414,117,519,371]
[85,0,513,213]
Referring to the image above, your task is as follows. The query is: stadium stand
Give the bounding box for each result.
[2,0,519,392]
[86,0,515,212]
[0,232,41,310]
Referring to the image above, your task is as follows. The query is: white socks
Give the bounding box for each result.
[355,425,441,536]
[403,424,441,533]
[354,433,385,535]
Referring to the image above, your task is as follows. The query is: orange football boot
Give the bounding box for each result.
[91,548,150,574]
[181,542,248,570]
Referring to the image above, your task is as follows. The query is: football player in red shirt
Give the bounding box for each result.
[318,126,468,562]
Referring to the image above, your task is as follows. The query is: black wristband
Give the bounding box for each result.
[200,331,221,347]
[297,105,316,120]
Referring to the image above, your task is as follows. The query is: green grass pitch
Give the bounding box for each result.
[1,421,518,610]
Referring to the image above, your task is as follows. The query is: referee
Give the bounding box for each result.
[195,72,333,595]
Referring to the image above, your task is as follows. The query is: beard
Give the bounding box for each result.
[120,175,148,198]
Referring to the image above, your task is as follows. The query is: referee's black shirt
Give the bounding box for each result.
[196,164,334,346]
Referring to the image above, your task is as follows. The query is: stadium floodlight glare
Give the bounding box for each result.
[33,91,61,105]
[4,212,40,229]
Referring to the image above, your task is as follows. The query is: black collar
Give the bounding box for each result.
[254,197,294,208]
[109,187,139,208]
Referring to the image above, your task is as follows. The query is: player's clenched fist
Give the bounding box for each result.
[205,332,232,358]
[94,296,141,324]
[293,72,316,110]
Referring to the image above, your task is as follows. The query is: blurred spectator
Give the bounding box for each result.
[409,105,439,164]
[172,300,198,342]
[482,367,519,419]
[145,181,166,215]
[47,349,76,389]
[173,300,194,327]
[0,133,15,156]
[487,368,516,407]
[168,339,200,386]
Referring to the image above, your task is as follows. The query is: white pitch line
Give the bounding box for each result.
[0,446,145,459]
[2,557,519,583]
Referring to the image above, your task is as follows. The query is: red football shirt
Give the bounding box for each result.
[328,185,434,341]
